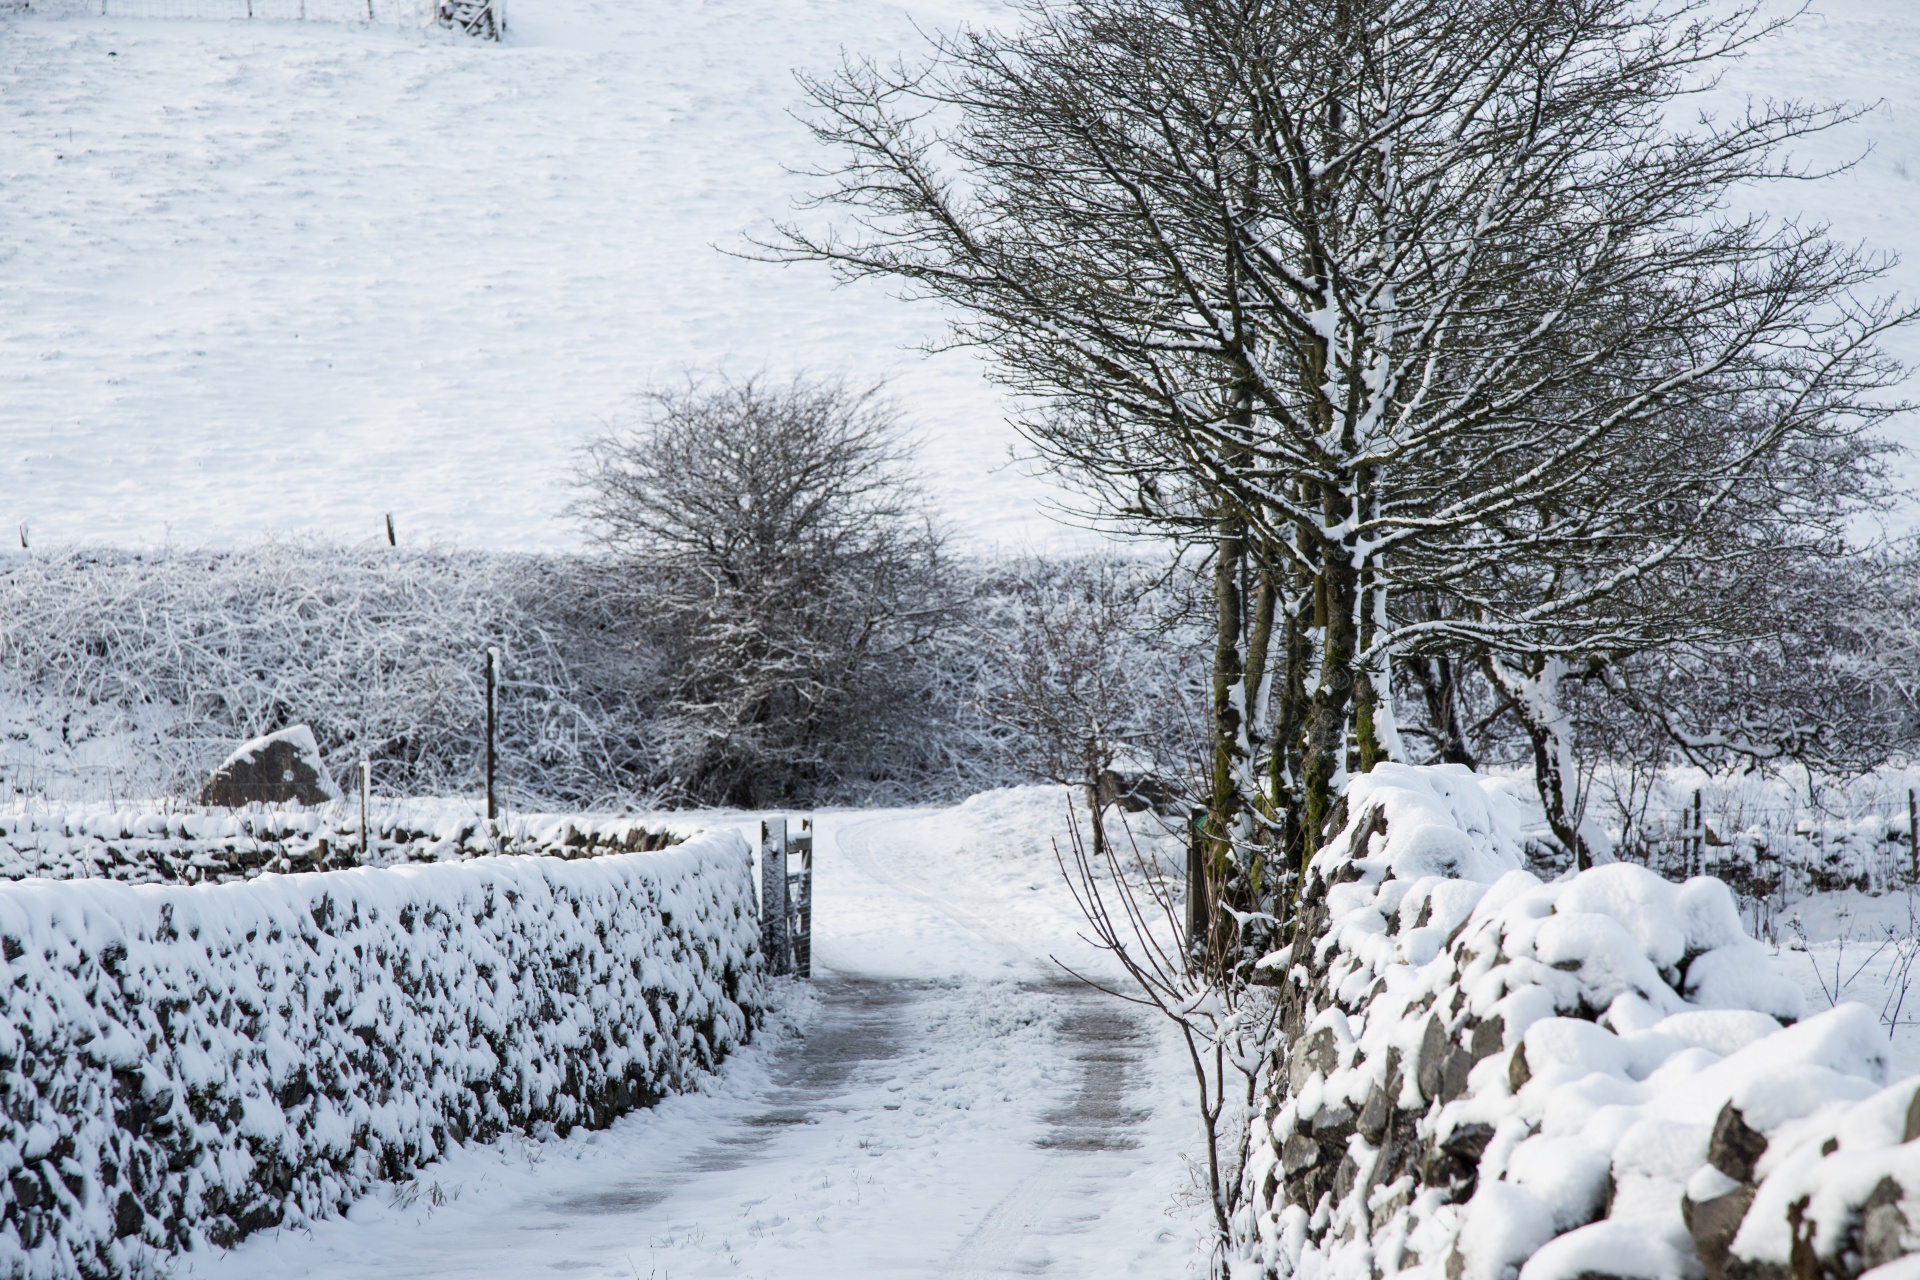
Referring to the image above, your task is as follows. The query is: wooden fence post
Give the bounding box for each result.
[1692,789,1704,877]
[359,757,370,861]
[1909,789,1917,884]
[789,819,813,979]
[484,648,498,822]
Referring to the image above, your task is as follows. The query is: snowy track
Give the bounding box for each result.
[183,804,1201,1279]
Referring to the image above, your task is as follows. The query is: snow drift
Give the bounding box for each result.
[1240,763,1919,1280]
[0,829,762,1279]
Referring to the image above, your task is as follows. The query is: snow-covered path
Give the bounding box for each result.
[181,800,1202,1279]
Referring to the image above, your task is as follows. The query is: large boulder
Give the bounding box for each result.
[197,725,344,807]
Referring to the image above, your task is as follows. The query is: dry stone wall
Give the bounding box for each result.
[1238,764,1920,1280]
[0,807,686,885]
[0,829,762,1280]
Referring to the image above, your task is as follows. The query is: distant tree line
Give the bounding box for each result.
[0,367,1913,826]
[0,378,1207,811]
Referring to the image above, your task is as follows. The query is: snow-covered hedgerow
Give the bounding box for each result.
[0,544,657,808]
[1237,763,1917,1280]
[0,802,689,885]
[0,830,762,1280]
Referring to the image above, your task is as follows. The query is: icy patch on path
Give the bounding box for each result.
[183,801,1204,1278]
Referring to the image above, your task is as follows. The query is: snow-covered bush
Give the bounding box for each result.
[0,544,654,808]
[0,830,762,1279]
[0,801,688,884]
[1237,763,1915,1280]
[2,542,1128,809]
[575,372,961,807]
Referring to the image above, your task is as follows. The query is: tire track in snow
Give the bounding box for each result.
[831,813,1164,1278]
[942,983,1155,1277]
[185,805,1195,1279]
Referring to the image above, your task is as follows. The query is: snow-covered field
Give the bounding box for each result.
[0,0,1070,554]
[176,790,1207,1279]
[1,0,1916,553]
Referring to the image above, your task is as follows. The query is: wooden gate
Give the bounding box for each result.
[759,817,813,978]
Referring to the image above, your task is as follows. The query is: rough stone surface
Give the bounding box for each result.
[1709,1103,1770,1184]
[1468,1015,1505,1066]
[1291,1026,1340,1094]
[1416,1013,1449,1101]
[197,725,339,807]
[1686,1184,1758,1280]
[1860,1178,1910,1272]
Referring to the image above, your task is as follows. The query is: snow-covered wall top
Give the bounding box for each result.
[1241,764,1916,1280]
[0,831,763,1280]
[0,803,693,885]
[1339,763,1529,884]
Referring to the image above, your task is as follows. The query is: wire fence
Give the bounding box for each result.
[1607,787,1920,941]
[5,0,499,37]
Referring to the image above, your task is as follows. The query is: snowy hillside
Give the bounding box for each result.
[0,0,1072,553]
[3,0,1913,553]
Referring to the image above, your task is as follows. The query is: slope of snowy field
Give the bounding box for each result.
[2,0,1916,553]
[175,789,1207,1279]
[0,0,1079,554]
[1719,0,1920,528]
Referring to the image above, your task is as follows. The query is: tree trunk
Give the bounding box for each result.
[1241,542,1280,885]
[1353,562,1394,772]
[1272,577,1311,893]
[1483,653,1606,870]
[1206,500,1248,968]
[1302,535,1360,855]
[1407,655,1478,768]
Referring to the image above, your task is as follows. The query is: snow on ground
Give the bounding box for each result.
[2,0,1916,553]
[1765,886,1920,1075]
[178,791,1206,1279]
[1708,0,1920,525]
[0,0,1085,555]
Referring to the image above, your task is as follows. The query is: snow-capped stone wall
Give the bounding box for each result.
[0,806,689,885]
[1240,763,1917,1280]
[0,830,763,1280]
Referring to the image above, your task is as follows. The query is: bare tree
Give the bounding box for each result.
[768,0,1911,901]
[577,373,956,805]
[1595,551,1918,777]
[1051,809,1276,1272]
[973,554,1202,854]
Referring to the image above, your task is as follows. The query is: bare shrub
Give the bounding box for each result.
[972,554,1204,851]
[577,373,960,806]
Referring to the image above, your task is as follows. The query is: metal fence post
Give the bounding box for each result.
[760,818,789,976]
[789,818,813,979]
